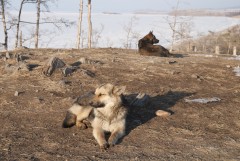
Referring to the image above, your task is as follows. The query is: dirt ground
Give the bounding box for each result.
[0,48,239,161]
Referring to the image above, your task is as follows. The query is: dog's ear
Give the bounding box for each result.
[113,86,126,95]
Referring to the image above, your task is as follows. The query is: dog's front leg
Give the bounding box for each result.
[108,129,125,147]
[93,128,109,150]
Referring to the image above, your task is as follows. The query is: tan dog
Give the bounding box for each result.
[62,83,127,150]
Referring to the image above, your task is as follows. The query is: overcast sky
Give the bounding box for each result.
[11,0,240,13]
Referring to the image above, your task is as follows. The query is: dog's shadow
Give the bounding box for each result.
[122,91,193,138]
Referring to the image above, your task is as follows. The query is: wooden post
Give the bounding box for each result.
[215,46,220,54]
[233,46,237,56]
[192,46,197,52]
[187,42,191,52]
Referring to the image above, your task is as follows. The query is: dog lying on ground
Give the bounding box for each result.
[62,83,128,150]
[138,31,171,57]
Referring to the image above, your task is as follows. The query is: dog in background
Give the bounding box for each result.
[62,83,128,150]
[138,31,171,57]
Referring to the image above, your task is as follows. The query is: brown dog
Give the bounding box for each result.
[138,31,171,57]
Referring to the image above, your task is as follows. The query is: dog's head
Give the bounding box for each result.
[138,31,159,48]
[90,83,126,108]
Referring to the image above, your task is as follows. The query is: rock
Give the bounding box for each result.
[185,97,221,103]
[43,57,66,76]
[62,66,79,77]
[6,52,10,59]
[191,74,200,79]
[15,53,23,62]
[58,79,71,86]
[80,69,95,77]
[155,110,171,117]
[33,97,43,104]
[14,91,19,96]
[168,60,177,64]
[130,93,150,107]
[17,62,30,71]
[79,57,103,65]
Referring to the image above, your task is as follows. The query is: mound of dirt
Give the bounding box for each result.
[0,48,239,160]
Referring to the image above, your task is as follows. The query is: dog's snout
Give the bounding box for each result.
[90,100,105,108]
[154,38,159,43]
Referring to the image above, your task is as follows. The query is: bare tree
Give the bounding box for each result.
[76,0,83,49]
[81,29,87,48]
[15,0,25,48]
[175,17,193,43]
[92,24,104,47]
[0,0,8,50]
[19,30,23,47]
[122,16,139,49]
[88,0,92,48]
[35,0,40,48]
[169,0,180,52]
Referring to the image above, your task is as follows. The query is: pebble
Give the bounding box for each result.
[155,110,171,117]
[14,91,19,96]
[191,74,200,79]
[168,60,177,64]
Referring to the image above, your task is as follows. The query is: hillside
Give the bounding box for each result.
[168,8,240,17]
[175,24,240,55]
[0,48,240,160]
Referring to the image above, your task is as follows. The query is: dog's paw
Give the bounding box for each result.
[109,143,115,148]
[100,143,109,151]
[76,122,87,130]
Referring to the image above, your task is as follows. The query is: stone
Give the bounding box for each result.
[43,57,66,76]
[155,110,171,117]
[130,93,150,107]
[62,66,79,77]
[14,91,19,96]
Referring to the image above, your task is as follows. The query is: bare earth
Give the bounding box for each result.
[0,48,239,161]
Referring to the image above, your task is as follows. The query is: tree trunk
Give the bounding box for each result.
[88,0,92,48]
[170,0,180,52]
[20,31,23,47]
[15,0,25,49]
[0,0,8,51]
[35,0,41,48]
[76,0,83,49]
[215,46,220,54]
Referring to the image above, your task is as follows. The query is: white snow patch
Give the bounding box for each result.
[233,66,240,77]
[185,97,221,104]
[1,12,240,50]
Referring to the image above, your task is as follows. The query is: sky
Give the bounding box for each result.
[10,0,240,13]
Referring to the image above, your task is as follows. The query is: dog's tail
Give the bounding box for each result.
[62,104,81,128]
[62,110,77,128]
[62,104,93,128]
